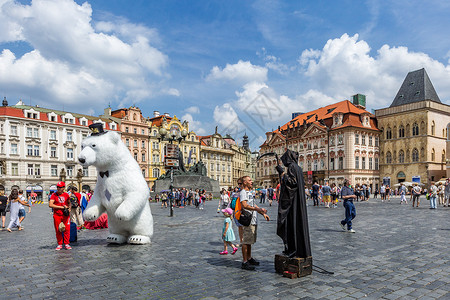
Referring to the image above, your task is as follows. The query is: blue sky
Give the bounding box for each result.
[1,0,450,149]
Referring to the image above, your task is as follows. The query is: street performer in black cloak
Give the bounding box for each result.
[276,149,312,258]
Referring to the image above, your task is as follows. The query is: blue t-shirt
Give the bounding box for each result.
[341,186,355,201]
[322,185,331,196]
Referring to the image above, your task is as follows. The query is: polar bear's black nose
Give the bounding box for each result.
[79,158,85,164]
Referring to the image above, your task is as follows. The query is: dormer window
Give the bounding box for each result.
[24,108,40,120]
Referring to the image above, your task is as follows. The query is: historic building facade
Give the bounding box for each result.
[147,111,199,189]
[110,107,150,182]
[199,132,234,190]
[0,99,117,200]
[257,97,381,189]
[375,68,450,186]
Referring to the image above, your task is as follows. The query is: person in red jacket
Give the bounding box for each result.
[49,181,71,250]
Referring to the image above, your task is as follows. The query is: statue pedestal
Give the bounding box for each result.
[274,254,312,278]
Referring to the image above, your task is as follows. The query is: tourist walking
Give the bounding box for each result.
[48,181,72,250]
[445,179,450,207]
[386,185,391,202]
[399,183,407,204]
[239,175,270,270]
[339,179,357,233]
[18,190,27,225]
[259,186,267,204]
[437,182,445,206]
[331,183,338,208]
[411,183,421,208]
[380,184,386,202]
[311,181,320,206]
[429,182,438,209]
[267,186,274,206]
[7,189,29,232]
[322,182,332,208]
[219,208,238,255]
[161,192,168,208]
[0,190,7,229]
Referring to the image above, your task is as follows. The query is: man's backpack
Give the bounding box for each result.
[70,194,79,209]
[234,196,252,226]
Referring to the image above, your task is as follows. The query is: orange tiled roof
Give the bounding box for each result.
[278,100,376,132]
[149,115,173,127]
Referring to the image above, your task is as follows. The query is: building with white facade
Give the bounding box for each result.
[0,100,118,200]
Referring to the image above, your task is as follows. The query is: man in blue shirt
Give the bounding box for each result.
[311,181,320,206]
[340,179,356,233]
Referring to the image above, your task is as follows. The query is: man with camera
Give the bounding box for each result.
[49,181,72,250]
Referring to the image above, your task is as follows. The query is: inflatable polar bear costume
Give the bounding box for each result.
[78,129,153,244]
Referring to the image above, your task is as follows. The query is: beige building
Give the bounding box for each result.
[257,97,381,189]
[199,132,234,189]
[375,68,450,186]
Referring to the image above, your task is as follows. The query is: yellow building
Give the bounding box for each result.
[375,68,450,186]
[147,111,199,189]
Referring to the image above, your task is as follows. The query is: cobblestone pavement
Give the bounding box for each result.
[0,197,449,299]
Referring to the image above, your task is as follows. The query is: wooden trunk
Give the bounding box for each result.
[275,254,312,278]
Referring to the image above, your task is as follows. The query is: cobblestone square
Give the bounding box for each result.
[0,198,448,299]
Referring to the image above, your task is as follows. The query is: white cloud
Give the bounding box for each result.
[257,47,290,75]
[185,106,200,114]
[213,103,245,133]
[206,60,268,83]
[0,0,171,108]
[299,33,450,108]
[182,113,206,135]
[165,88,180,97]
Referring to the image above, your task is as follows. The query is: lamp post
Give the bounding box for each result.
[159,125,188,217]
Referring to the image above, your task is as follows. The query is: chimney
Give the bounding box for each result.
[153,111,160,117]
[2,97,8,106]
[164,113,170,117]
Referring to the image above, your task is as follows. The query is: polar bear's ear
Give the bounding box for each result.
[108,131,121,144]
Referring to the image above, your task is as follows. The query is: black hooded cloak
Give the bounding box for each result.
[276,149,312,258]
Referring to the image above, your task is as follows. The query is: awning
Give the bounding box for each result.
[26,185,43,192]
[49,185,57,192]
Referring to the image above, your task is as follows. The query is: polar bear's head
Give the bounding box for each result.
[78,131,123,169]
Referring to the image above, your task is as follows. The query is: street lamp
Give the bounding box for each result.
[159,125,188,217]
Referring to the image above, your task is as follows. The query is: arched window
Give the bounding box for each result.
[431,121,435,135]
[386,151,392,164]
[431,148,435,161]
[153,168,160,178]
[399,125,405,138]
[398,150,405,163]
[386,127,392,140]
[412,148,419,162]
[412,122,419,136]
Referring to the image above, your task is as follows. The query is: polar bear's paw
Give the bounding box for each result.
[128,235,151,244]
[83,206,102,221]
[114,205,133,221]
[106,234,127,244]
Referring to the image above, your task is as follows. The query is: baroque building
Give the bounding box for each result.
[257,97,380,189]
[147,111,199,189]
[0,99,117,199]
[375,68,450,186]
